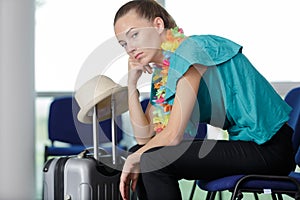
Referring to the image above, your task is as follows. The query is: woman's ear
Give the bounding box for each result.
[153,17,165,34]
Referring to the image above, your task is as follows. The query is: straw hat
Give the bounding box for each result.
[75,75,128,123]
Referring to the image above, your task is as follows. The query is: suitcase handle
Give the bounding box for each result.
[77,147,108,159]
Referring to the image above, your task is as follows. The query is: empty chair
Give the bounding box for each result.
[44,96,124,162]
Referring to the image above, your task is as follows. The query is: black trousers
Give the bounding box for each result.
[129,124,295,200]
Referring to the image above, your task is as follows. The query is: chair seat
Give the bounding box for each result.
[198,175,244,191]
[198,172,300,192]
[290,171,300,179]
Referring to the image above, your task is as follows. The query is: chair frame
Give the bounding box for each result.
[231,174,300,200]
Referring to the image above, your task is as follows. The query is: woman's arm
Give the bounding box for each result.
[126,56,156,144]
[128,86,154,144]
[135,64,207,153]
[119,65,207,198]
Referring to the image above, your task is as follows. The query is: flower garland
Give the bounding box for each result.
[152,27,185,133]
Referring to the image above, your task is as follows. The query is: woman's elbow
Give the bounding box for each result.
[170,136,183,146]
[135,137,151,145]
[165,129,184,146]
[134,131,154,145]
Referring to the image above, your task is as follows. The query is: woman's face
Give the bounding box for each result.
[114,10,163,65]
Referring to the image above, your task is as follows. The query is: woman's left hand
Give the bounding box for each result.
[119,153,141,200]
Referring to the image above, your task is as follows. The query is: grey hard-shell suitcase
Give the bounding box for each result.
[43,99,126,200]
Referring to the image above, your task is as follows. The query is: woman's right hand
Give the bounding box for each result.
[127,57,152,87]
[119,153,141,200]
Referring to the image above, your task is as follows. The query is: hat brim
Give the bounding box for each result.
[77,86,128,124]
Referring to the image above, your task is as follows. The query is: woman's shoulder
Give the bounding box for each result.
[174,34,242,66]
[186,34,242,50]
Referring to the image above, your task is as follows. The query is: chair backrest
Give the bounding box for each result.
[48,96,123,146]
[284,87,300,151]
[140,98,207,139]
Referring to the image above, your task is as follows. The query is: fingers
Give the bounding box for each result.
[120,172,130,200]
[119,153,142,199]
[120,183,129,200]
[120,173,139,200]
[131,173,139,192]
[128,57,152,74]
[143,64,153,74]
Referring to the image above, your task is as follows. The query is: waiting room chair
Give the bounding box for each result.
[193,87,300,200]
[44,96,124,162]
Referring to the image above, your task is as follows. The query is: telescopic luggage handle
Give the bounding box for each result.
[92,93,118,165]
[92,106,100,161]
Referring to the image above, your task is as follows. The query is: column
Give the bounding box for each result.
[0,0,35,199]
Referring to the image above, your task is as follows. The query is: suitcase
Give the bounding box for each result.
[43,94,127,200]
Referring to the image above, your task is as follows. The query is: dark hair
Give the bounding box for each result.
[113,0,177,29]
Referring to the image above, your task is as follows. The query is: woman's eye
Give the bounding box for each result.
[132,32,138,39]
[120,42,127,48]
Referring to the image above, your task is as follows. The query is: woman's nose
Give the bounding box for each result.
[126,39,137,52]
[127,44,136,55]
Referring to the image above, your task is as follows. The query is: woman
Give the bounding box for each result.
[113,1,295,199]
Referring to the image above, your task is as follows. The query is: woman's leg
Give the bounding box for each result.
[131,124,295,200]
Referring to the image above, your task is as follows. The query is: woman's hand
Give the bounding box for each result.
[127,57,152,87]
[119,153,141,200]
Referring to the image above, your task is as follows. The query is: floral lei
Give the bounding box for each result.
[152,27,185,133]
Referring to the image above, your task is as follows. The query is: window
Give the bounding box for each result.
[166,0,300,82]
[35,0,129,92]
[36,0,299,93]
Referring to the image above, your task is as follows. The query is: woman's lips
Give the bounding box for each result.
[135,52,143,60]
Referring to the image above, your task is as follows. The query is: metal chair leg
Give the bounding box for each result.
[231,190,243,200]
[206,191,217,200]
[189,180,197,200]
[271,193,278,200]
[253,192,259,200]
[218,191,222,200]
[276,193,283,200]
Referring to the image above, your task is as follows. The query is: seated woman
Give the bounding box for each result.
[113,1,295,199]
